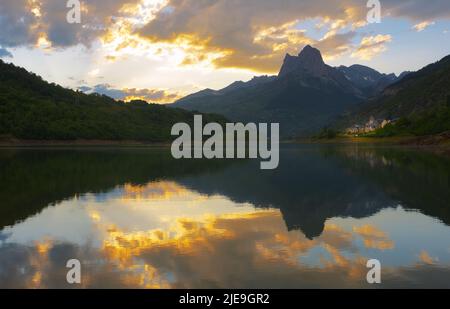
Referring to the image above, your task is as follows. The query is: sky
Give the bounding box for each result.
[1,0,450,104]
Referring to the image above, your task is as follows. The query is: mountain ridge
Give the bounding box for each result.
[336,54,450,137]
[173,45,400,137]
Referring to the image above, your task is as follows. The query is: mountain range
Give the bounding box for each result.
[173,45,408,137]
[338,53,450,135]
[1,45,448,142]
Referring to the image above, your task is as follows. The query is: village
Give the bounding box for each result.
[346,116,396,135]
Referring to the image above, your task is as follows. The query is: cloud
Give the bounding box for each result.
[137,0,370,72]
[77,85,92,93]
[2,208,448,288]
[351,34,392,60]
[135,0,450,72]
[384,0,450,21]
[0,47,13,58]
[418,251,437,265]
[38,0,147,48]
[412,21,435,32]
[1,0,450,73]
[314,32,356,60]
[353,224,395,250]
[78,84,181,103]
[0,0,39,47]
[1,1,450,49]
[0,0,145,48]
[122,88,182,103]
[86,84,126,100]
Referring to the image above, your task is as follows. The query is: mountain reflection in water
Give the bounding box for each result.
[0,145,449,288]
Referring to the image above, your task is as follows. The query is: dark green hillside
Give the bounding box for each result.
[340,54,450,136]
[0,60,225,142]
[371,102,450,137]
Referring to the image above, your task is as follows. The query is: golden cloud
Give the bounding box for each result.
[412,21,435,32]
[0,189,446,288]
[100,210,372,288]
[351,34,392,60]
[3,0,450,76]
[353,224,395,250]
[136,0,373,73]
[121,181,196,200]
[123,88,183,103]
[315,32,356,61]
[418,250,436,264]
[79,84,182,104]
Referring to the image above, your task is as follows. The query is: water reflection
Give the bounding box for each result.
[0,146,449,288]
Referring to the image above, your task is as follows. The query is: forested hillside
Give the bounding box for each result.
[0,60,224,142]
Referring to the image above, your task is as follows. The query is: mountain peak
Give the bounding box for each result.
[279,45,326,77]
[298,45,323,62]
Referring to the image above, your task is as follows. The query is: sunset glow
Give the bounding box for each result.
[1,0,450,103]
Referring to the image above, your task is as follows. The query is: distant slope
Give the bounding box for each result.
[173,45,398,138]
[338,54,450,135]
[177,74,361,138]
[337,64,402,97]
[0,60,225,142]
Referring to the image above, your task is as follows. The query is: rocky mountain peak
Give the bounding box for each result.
[298,45,324,64]
[279,45,326,78]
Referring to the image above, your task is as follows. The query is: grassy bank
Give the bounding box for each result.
[294,131,450,157]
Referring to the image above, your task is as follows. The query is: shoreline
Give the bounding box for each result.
[1,134,449,154]
[0,138,172,148]
[290,133,450,156]
[294,131,450,146]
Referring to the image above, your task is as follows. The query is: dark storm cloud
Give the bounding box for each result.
[0,0,142,48]
[0,0,39,47]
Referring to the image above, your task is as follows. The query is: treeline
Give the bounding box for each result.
[0,60,225,141]
[0,148,233,228]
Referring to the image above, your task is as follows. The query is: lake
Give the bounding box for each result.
[0,145,449,288]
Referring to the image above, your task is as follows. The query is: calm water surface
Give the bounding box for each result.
[0,145,449,288]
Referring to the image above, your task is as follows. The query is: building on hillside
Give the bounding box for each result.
[346,117,394,135]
